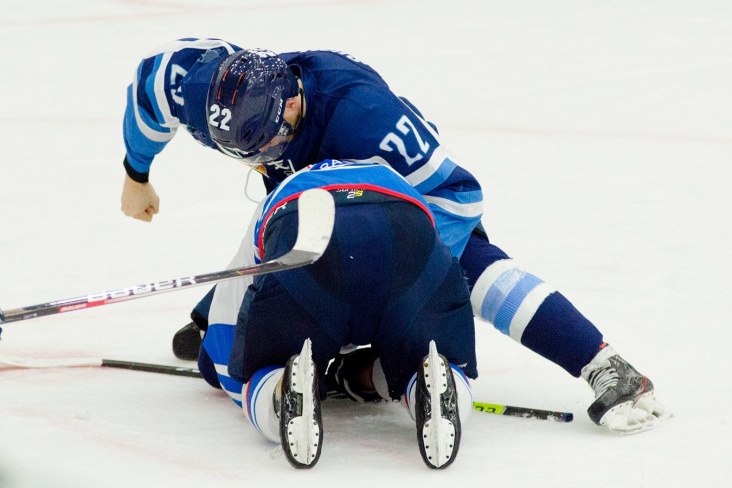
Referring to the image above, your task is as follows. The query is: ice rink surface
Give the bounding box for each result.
[1,1,730,486]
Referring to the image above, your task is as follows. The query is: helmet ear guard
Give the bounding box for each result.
[207,49,299,161]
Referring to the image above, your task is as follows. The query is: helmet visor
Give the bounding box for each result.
[223,115,297,166]
[216,133,291,167]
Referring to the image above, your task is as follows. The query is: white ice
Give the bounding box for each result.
[1,1,730,487]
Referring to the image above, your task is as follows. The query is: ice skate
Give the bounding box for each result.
[325,347,382,402]
[414,341,461,469]
[171,321,202,361]
[279,338,323,468]
[581,343,672,434]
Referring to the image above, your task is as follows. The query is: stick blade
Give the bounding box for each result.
[278,188,335,266]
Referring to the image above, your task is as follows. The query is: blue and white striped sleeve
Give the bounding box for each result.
[122,38,237,181]
[403,144,484,258]
[122,51,181,180]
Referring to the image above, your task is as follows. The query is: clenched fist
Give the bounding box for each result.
[121,174,160,222]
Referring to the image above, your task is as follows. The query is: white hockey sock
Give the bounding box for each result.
[243,366,284,443]
[452,367,473,421]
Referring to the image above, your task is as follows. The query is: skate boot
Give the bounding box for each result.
[172,321,202,361]
[414,341,461,469]
[279,338,323,468]
[325,347,383,402]
[581,343,672,434]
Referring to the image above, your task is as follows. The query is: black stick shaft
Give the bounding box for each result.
[101,359,202,378]
[97,359,573,422]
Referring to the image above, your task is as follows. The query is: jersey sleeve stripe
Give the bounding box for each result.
[423,195,483,219]
[407,147,457,193]
[426,187,484,206]
[132,64,175,143]
[152,52,179,129]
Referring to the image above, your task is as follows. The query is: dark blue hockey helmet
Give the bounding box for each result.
[207,49,299,164]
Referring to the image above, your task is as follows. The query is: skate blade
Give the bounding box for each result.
[601,391,673,435]
[282,339,322,468]
[421,341,458,469]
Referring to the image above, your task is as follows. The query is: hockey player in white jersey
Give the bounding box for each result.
[198,160,476,469]
[119,39,671,434]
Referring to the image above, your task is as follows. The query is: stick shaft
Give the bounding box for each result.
[0,189,334,325]
[101,359,202,377]
[0,256,315,324]
[472,401,573,422]
[0,354,573,422]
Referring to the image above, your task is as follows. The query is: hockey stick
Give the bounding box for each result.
[472,401,573,422]
[0,354,573,422]
[0,354,202,377]
[0,189,335,326]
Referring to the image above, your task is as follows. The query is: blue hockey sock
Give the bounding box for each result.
[471,259,603,377]
[201,323,244,405]
[520,292,604,377]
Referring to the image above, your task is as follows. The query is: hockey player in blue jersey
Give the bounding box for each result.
[197,160,476,469]
[120,38,671,434]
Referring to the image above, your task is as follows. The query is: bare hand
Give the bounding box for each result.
[121,174,160,222]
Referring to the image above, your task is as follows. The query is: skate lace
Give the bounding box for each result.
[588,365,619,397]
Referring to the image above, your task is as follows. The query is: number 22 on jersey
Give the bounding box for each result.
[379,115,431,166]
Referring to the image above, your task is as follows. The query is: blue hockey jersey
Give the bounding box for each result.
[123,38,483,256]
[252,160,434,261]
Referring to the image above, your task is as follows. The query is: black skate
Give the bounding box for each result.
[172,321,202,361]
[279,338,323,468]
[581,343,672,434]
[414,340,461,469]
[325,347,382,402]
